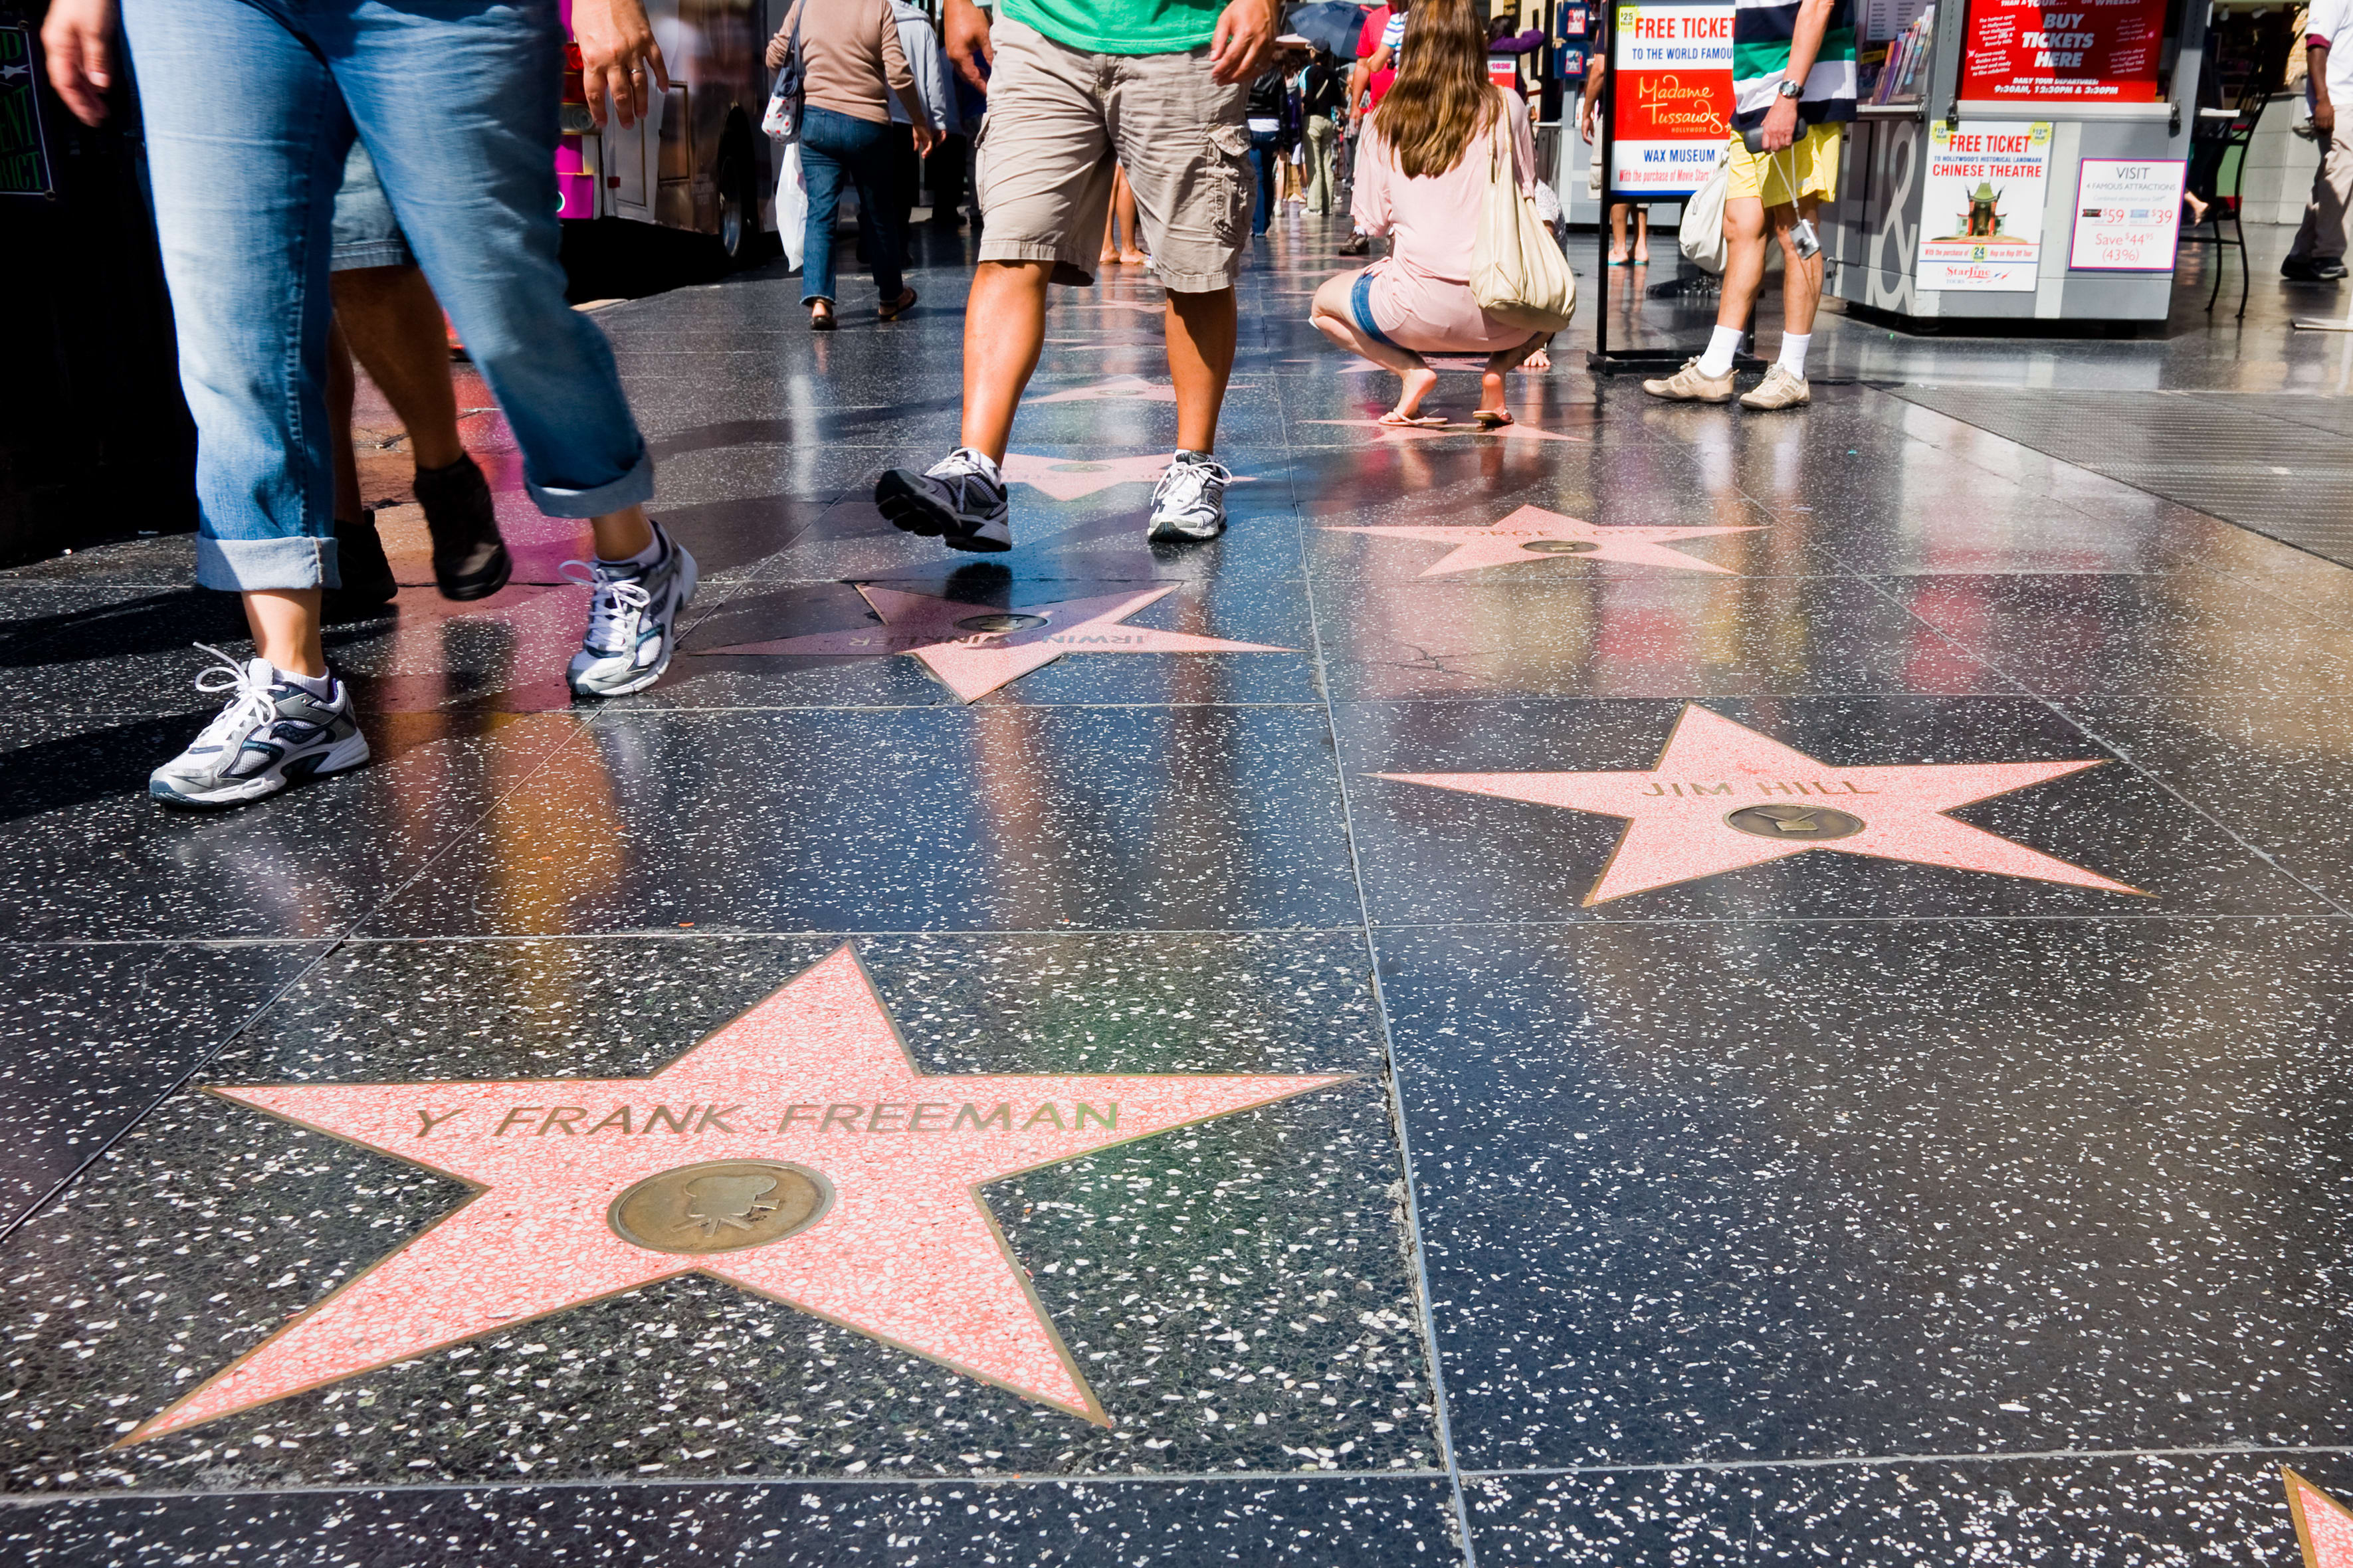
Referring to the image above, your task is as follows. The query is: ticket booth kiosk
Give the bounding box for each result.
[1822,0,2208,324]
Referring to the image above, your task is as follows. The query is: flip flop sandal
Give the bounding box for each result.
[1378,411,1449,428]
[878,288,918,320]
[1472,410,1515,431]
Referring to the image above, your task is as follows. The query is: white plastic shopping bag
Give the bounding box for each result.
[775,139,808,272]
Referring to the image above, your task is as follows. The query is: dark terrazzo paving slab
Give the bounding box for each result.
[1,1476,1461,1567]
[0,710,587,941]
[1377,920,2353,1468]
[0,534,199,585]
[0,935,1433,1487]
[1332,697,2324,922]
[0,943,322,1231]
[1467,1451,2346,1566]
[661,575,1320,708]
[738,483,1306,585]
[1883,573,2353,695]
[2060,695,2353,908]
[361,706,1358,935]
[1312,576,2009,698]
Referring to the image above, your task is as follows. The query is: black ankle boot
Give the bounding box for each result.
[411,452,512,601]
[322,509,398,623]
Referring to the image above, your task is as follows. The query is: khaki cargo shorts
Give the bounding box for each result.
[973,17,1251,292]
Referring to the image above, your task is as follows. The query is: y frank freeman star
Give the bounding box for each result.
[694,584,1294,702]
[1380,704,2144,905]
[128,946,1348,1442]
[1324,504,1761,576]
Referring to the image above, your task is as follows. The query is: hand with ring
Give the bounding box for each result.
[573,0,669,130]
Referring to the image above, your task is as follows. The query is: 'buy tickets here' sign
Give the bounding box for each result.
[1961,0,2167,102]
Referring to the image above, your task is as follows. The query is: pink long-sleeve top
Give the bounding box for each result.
[1350,90,1538,284]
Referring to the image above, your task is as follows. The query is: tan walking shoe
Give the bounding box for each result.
[1641,357,1736,403]
[1738,364,1812,410]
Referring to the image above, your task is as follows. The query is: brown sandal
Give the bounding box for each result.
[878,287,918,320]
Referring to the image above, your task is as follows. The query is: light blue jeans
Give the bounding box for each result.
[121,0,653,591]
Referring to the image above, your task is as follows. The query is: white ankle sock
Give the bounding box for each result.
[1777,332,1812,377]
[1694,326,1744,379]
[607,528,665,569]
[275,665,335,699]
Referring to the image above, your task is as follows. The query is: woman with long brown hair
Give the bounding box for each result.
[1308,0,1550,427]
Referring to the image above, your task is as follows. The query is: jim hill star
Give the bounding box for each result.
[695,584,1292,702]
[1380,704,2142,904]
[129,946,1347,1442]
[1324,504,1760,576]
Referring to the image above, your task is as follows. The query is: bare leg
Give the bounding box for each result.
[1166,287,1237,454]
[1310,272,1435,418]
[1716,196,1769,332]
[1608,203,1629,262]
[327,319,361,524]
[328,264,464,470]
[958,260,1054,462]
[1479,333,1547,413]
[1633,206,1650,263]
[243,589,326,678]
[1772,195,1823,335]
[1100,165,1122,266]
[591,504,656,563]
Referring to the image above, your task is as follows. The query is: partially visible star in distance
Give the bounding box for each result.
[129,947,1348,1441]
[1323,504,1760,576]
[2286,1468,2353,1568]
[1380,704,2142,905]
[1304,418,1583,444]
[696,584,1293,702]
[997,451,1258,500]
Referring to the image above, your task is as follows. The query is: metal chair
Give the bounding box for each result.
[2182,90,2274,319]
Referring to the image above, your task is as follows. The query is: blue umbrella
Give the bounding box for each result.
[1287,1,1371,58]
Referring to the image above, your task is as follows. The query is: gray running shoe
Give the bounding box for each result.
[563,520,699,699]
[150,645,369,809]
[874,447,1013,552]
[1147,452,1232,543]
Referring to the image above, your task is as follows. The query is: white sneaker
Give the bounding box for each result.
[563,520,698,699]
[1147,452,1231,543]
[874,447,1012,552]
[150,646,369,809]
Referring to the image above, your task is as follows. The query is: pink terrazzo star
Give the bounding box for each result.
[2289,1469,2353,1568]
[997,451,1257,500]
[1304,418,1583,444]
[130,947,1348,1442]
[1031,374,1179,405]
[1323,504,1760,577]
[694,584,1293,702]
[1380,704,2142,905]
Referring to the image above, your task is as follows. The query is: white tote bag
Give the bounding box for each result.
[1469,100,1576,333]
[775,139,809,272]
[1679,151,1732,274]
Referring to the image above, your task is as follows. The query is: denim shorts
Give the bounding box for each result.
[1349,269,1398,348]
[330,141,413,272]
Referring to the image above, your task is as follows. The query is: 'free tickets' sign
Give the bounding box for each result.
[1915,120,2053,292]
[2067,158,2185,269]
[1609,0,1734,197]
[1960,0,2168,102]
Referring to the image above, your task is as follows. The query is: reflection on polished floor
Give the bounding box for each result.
[8,215,2353,1567]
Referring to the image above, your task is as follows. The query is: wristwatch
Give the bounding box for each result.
[1776,78,1803,98]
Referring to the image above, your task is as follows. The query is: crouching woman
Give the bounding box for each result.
[1310,0,1550,429]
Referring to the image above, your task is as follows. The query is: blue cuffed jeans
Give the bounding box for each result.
[798,106,907,307]
[121,0,654,592]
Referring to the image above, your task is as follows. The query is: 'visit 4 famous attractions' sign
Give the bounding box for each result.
[1609,0,1734,197]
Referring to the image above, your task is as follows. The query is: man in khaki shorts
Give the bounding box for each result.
[873,0,1277,549]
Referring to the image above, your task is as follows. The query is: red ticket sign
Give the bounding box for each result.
[1960,0,2167,102]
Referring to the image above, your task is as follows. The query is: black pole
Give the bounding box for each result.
[1595,61,1610,365]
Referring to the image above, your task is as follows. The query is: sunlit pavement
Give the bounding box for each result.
[7,212,2353,1565]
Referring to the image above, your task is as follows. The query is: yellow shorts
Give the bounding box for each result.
[1722,123,1843,207]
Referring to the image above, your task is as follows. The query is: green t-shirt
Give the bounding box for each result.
[999,0,1224,54]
